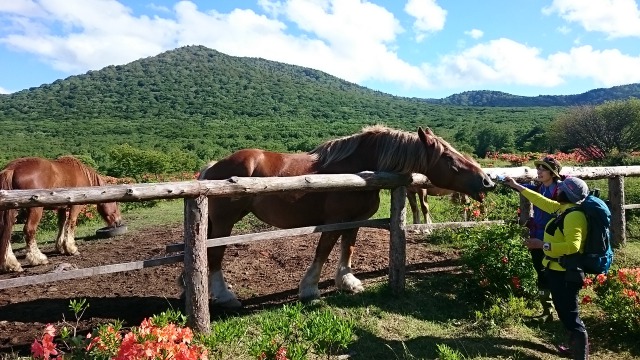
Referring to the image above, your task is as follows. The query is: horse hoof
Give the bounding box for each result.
[26,252,49,266]
[1,265,24,273]
[301,298,323,306]
[337,273,364,293]
[299,288,321,302]
[340,283,364,293]
[213,298,242,308]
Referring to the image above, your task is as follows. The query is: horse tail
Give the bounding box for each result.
[0,169,16,267]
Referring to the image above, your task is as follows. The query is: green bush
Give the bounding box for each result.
[246,302,354,360]
[473,295,533,330]
[460,224,537,302]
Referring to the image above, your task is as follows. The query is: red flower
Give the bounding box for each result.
[511,276,521,289]
[581,295,592,304]
[501,256,509,264]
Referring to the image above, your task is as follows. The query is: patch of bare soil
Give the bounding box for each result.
[0,226,457,356]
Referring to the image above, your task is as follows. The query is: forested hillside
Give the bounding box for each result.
[423,84,640,107]
[0,45,565,171]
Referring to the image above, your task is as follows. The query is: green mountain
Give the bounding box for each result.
[0,45,563,165]
[423,84,640,107]
[0,45,420,121]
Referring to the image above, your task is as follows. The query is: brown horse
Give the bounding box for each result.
[198,126,495,307]
[0,156,124,272]
[406,185,470,226]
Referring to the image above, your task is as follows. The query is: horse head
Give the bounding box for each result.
[97,201,124,228]
[418,127,495,202]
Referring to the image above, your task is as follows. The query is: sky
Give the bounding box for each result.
[1,0,640,99]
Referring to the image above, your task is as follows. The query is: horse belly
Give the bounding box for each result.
[250,191,380,228]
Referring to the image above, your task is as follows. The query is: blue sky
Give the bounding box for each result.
[1,0,640,99]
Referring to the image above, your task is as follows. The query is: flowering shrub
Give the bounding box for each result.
[485,150,592,165]
[583,268,640,335]
[31,306,208,360]
[460,224,537,301]
[31,324,59,359]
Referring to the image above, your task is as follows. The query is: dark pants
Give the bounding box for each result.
[545,269,586,333]
[530,249,547,288]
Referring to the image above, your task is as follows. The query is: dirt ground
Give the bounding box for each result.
[0,225,456,356]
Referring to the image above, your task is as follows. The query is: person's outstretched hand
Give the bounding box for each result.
[503,176,526,192]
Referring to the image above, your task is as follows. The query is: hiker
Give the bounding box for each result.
[521,156,563,323]
[504,176,590,360]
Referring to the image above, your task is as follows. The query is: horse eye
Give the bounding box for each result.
[448,158,460,172]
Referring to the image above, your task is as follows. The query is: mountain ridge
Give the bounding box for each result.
[421,84,640,106]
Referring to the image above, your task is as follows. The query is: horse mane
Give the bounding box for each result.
[55,156,104,186]
[309,125,454,173]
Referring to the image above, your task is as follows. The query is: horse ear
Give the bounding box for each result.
[418,127,435,145]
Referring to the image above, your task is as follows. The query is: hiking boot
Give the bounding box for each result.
[556,331,589,360]
[572,331,589,360]
[555,344,573,358]
[526,290,554,324]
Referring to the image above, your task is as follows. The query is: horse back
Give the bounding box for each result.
[3,157,94,189]
[201,149,317,179]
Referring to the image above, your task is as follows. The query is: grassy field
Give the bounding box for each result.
[8,177,640,359]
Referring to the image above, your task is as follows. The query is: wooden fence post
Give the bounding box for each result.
[608,176,626,248]
[389,186,407,294]
[519,196,533,226]
[183,195,210,333]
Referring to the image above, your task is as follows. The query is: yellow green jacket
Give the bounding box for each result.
[521,188,587,271]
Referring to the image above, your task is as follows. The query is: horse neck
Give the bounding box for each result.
[81,166,103,186]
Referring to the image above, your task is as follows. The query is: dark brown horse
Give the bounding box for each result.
[198,126,495,307]
[0,156,124,272]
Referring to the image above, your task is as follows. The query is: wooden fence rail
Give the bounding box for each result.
[2,166,640,332]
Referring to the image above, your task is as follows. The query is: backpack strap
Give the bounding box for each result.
[546,206,580,235]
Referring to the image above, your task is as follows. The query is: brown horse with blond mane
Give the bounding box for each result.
[0,156,124,272]
[198,126,495,307]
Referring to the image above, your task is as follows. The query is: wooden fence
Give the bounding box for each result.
[1,166,640,332]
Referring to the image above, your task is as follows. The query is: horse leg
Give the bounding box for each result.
[2,244,22,272]
[299,231,341,301]
[207,204,248,308]
[406,192,420,224]
[420,192,433,235]
[335,228,365,293]
[55,208,67,254]
[1,209,22,272]
[58,205,81,255]
[24,207,48,266]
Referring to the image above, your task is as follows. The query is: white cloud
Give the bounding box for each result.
[549,45,640,86]
[147,3,171,13]
[425,38,563,88]
[422,38,640,91]
[543,0,640,38]
[0,86,11,94]
[465,29,483,39]
[404,0,446,42]
[0,0,46,17]
[1,0,639,96]
[1,0,178,72]
[0,0,429,89]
